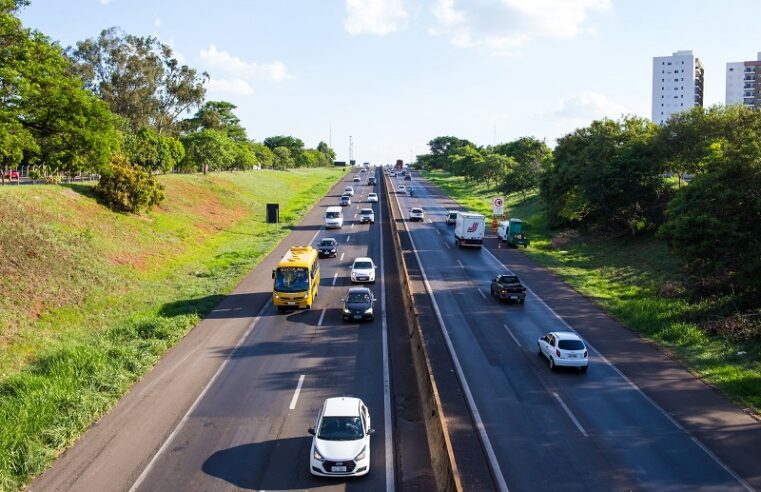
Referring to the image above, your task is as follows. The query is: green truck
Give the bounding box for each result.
[497,218,530,248]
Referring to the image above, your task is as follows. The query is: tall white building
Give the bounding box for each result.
[652,50,704,124]
[726,53,761,107]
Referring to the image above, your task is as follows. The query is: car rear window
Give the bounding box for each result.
[498,275,519,284]
[558,340,585,350]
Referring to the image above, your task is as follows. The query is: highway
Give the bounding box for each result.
[390,172,753,492]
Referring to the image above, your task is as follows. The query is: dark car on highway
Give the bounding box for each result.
[342,287,375,321]
[490,274,527,303]
[317,238,338,258]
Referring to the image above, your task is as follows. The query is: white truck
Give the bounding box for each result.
[454,212,485,248]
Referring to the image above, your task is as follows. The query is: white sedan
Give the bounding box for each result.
[350,257,376,283]
[409,207,424,221]
[309,397,373,477]
[538,332,588,372]
[367,193,378,203]
[397,185,406,194]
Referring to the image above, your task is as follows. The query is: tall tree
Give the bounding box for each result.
[272,146,295,170]
[316,141,336,161]
[68,27,207,135]
[264,135,305,166]
[179,129,235,172]
[183,100,247,142]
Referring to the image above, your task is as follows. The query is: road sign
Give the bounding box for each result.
[492,196,504,216]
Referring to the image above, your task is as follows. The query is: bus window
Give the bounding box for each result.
[274,267,310,292]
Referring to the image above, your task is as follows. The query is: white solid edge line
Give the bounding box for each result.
[317,309,326,327]
[380,171,395,492]
[503,323,522,348]
[129,301,270,492]
[391,183,510,492]
[552,392,588,437]
[479,246,754,492]
[289,375,306,410]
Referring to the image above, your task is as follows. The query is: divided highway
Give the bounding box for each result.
[391,173,753,492]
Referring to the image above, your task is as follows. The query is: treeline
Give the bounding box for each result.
[417,106,761,308]
[0,1,335,183]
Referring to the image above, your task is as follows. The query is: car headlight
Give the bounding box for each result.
[343,308,351,314]
[364,307,373,314]
[302,293,309,299]
[313,448,324,462]
[273,293,279,298]
[354,446,367,461]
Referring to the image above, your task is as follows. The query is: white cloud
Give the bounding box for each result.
[206,78,254,96]
[99,0,112,4]
[154,18,162,28]
[198,45,290,81]
[344,0,409,36]
[549,91,627,120]
[429,0,610,53]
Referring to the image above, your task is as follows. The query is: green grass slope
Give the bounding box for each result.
[423,169,761,416]
[0,168,343,490]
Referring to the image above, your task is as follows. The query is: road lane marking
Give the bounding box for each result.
[351,223,355,229]
[553,392,587,437]
[129,301,271,492]
[445,243,450,249]
[436,229,441,235]
[457,259,464,269]
[318,309,326,326]
[289,375,306,410]
[340,253,345,262]
[379,175,395,492]
[346,236,351,243]
[503,323,522,347]
[332,272,338,286]
[480,230,754,491]
[390,179,509,492]
[478,288,486,300]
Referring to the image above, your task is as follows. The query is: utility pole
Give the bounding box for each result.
[349,135,353,164]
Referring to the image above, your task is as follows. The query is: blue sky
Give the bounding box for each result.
[19,0,761,164]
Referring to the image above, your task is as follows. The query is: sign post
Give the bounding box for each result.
[492,196,504,217]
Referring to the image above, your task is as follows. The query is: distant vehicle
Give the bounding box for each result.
[353,176,361,182]
[359,208,375,224]
[342,287,375,321]
[389,171,396,177]
[490,274,526,303]
[445,211,458,225]
[454,212,485,248]
[339,195,351,207]
[272,246,320,310]
[309,397,374,477]
[404,175,411,181]
[350,257,376,283]
[344,186,355,197]
[324,206,344,229]
[317,238,338,258]
[360,168,367,173]
[498,218,530,248]
[367,193,378,203]
[409,207,424,221]
[538,332,588,372]
[398,185,406,194]
[367,176,377,185]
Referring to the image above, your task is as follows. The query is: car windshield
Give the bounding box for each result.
[412,208,422,213]
[558,339,585,350]
[353,261,373,270]
[340,196,349,201]
[448,213,457,218]
[317,416,364,441]
[274,267,310,293]
[361,210,373,215]
[347,292,371,303]
[326,212,340,219]
[369,194,377,197]
[319,240,336,247]
[498,275,519,284]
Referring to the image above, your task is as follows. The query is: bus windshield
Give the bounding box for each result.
[274,267,310,293]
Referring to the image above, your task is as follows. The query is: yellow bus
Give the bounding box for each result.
[272,246,320,310]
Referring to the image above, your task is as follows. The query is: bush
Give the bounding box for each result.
[96,155,165,213]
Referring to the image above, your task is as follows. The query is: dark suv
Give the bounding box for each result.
[342,287,375,321]
[490,274,527,303]
[317,238,338,258]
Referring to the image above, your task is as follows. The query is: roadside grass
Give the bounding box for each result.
[422,169,761,414]
[0,168,343,491]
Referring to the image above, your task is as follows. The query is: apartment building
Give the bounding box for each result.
[652,50,704,124]
[726,53,761,108]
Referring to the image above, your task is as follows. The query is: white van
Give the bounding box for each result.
[324,206,344,229]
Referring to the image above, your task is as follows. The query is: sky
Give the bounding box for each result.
[18,0,761,164]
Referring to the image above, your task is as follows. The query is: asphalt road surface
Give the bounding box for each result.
[391,174,754,492]
[31,169,432,492]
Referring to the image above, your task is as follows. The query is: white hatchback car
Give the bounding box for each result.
[367,193,378,203]
[538,332,588,372]
[409,207,424,221]
[350,257,376,283]
[344,186,355,197]
[398,185,406,194]
[309,397,373,477]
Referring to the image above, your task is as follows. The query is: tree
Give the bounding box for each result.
[264,135,305,166]
[272,146,295,170]
[316,141,336,161]
[250,142,274,169]
[96,154,165,213]
[419,136,473,169]
[232,140,257,170]
[447,144,485,183]
[179,129,235,172]
[183,100,247,142]
[124,127,184,173]
[68,27,207,135]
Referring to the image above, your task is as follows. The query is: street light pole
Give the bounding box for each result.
[349,135,353,164]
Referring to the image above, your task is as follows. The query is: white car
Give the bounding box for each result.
[398,185,406,194]
[538,332,588,372]
[367,193,378,203]
[344,186,355,197]
[359,208,375,224]
[350,257,376,283]
[353,176,361,182]
[409,207,424,221]
[309,397,373,477]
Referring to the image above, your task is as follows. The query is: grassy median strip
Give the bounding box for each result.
[0,168,343,491]
[423,169,761,415]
